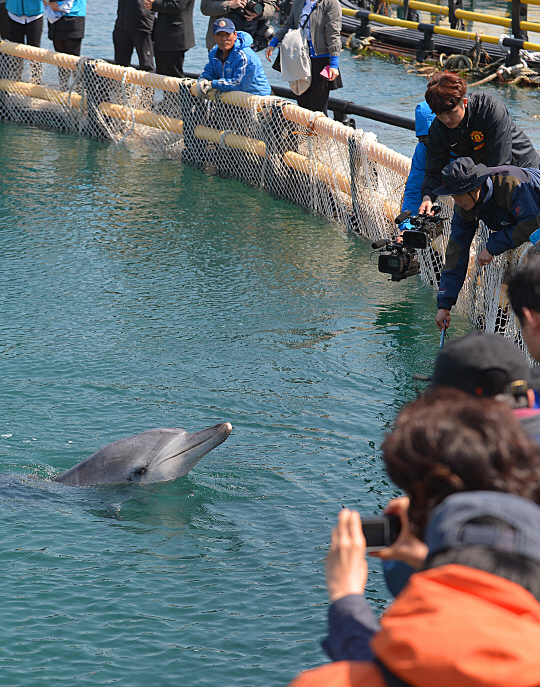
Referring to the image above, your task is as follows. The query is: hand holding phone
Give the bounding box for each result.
[361,514,401,552]
[319,65,332,80]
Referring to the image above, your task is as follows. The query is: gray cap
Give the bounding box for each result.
[425,491,540,565]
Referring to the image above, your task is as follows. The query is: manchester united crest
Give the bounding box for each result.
[470,130,484,143]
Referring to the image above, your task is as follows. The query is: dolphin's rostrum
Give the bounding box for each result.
[56,423,232,486]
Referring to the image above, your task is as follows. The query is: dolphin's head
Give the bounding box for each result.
[56,423,232,486]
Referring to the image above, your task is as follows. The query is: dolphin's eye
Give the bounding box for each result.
[133,466,148,477]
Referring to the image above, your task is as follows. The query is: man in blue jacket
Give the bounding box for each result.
[400,101,436,218]
[196,17,271,97]
[434,157,540,332]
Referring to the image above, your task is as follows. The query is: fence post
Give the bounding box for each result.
[416,24,435,61]
[508,0,528,66]
[448,0,463,29]
[355,9,372,38]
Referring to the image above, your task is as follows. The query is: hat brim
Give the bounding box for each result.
[433,172,490,197]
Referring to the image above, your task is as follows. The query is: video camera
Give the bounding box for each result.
[372,205,447,281]
[245,1,264,13]
[396,204,445,250]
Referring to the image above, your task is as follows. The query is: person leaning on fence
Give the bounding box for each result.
[113,0,155,73]
[200,0,276,51]
[196,18,271,98]
[143,0,195,78]
[265,0,342,116]
[419,72,540,217]
[285,388,540,687]
[432,157,540,332]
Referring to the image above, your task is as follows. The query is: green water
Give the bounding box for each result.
[0,119,473,685]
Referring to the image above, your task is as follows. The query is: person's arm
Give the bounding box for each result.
[421,122,450,205]
[487,183,540,255]
[481,96,515,167]
[323,0,342,70]
[437,208,479,311]
[401,142,427,216]
[322,509,376,661]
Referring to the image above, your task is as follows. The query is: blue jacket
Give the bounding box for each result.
[6,0,43,16]
[200,31,272,96]
[438,165,540,310]
[401,102,436,218]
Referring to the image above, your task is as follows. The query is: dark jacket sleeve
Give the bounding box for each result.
[487,183,540,255]
[200,0,231,17]
[482,97,516,168]
[321,595,380,662]
[422,122,450,202]
[437,209,478,310]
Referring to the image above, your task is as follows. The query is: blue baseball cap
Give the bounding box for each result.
[425,491,540,565]
[213,17,236,34]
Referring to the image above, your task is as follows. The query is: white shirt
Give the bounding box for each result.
[8,11,43,22]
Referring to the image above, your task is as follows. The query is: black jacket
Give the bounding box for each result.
[115,0,155,33]
[422,92,540,202]
[151,0,195,52]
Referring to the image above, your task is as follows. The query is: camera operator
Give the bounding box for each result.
[432,157,540,332]
[200,0,276,51]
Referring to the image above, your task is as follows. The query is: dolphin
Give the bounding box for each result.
[55,422,232,486]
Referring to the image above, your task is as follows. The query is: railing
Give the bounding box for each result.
[344,0,540,65]
[0,39,531,348]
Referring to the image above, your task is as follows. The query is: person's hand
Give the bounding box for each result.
[244,9,258,19]
[230,0,246,8]
[49,1,60,10]
[435,308,451,332]
[419,196,433,216]
[326,508,368,602]
[143,0,153,9]
[195,79,212,98]
[327,67,339,81]
[477,248,493,267]
[370,497,428,570]
[265,45,274,61]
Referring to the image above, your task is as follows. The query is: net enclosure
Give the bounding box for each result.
[0,39,534,348]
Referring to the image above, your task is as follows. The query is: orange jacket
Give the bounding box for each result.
[288,564,540,687]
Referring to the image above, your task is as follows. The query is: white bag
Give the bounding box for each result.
[280,28,311,95]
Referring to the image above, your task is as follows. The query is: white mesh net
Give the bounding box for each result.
[0,39,532,345]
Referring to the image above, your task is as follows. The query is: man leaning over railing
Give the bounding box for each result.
[433,157,540,332]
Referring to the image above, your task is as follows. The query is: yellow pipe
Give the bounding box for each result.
[99,102,183,134]
[0,78,83,107]
[379,0,540,32]
[283,151,351,195]
[194,124,266,157]
[342,10,540,50]
[93,62,184,92]
[0,40,79,69]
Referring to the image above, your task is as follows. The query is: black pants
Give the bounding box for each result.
[113,27,155,72]
[52,38,82,56]
[154,47,185,78]
[0,2,10,40]
[297,87,331,116]
[8,15,43,46]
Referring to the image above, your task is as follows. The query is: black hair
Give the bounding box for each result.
[507,256,540,321]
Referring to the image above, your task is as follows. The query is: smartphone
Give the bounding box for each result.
[319,65,332,80]
[361,515,401,551]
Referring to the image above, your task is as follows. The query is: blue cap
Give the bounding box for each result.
[415,101,435,137]
[425,491,540,565]
[213,17,236,34]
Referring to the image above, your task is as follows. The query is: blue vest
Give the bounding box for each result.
[6,0,43,17]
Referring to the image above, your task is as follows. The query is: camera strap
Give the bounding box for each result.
[299,0,323,31]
